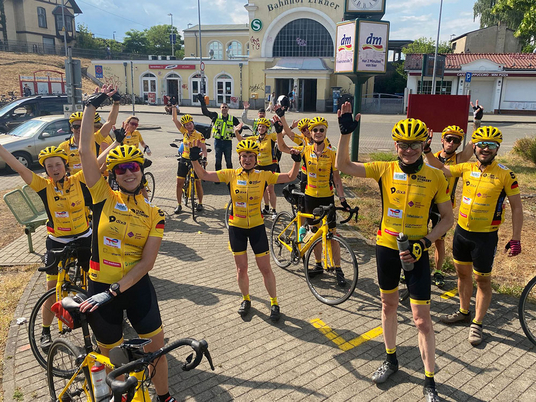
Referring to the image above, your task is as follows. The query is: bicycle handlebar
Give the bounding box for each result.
[37,242,91,272]
[310,203,359,226]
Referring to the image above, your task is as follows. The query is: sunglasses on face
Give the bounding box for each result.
[476,141,499,150]
[114,162,141,175]
[312,128,325,133]
[397,142,422,150]
[444,136,461,144]
[71,125,81,129]
[129,121,139,127]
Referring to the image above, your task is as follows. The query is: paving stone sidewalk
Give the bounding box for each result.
[2,129,536,402]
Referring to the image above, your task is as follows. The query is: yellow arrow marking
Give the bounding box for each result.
[440,287,458,300]
[311,318,383,351]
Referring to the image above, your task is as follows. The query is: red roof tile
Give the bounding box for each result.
[405,53,536,71]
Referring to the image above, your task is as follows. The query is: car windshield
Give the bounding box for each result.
[0,98,26,117]
[7,119,46,138]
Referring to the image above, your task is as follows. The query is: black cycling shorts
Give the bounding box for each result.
[87,275,163,348]
[177,158,198,179]
[256,163,278,173]
[44,235,91,281]
[428,203,446,240]
[376,245,431,303]
[452,224,498,276]
[228,224,269,257]
[304,194,336,229]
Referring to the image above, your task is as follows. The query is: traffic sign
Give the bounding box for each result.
[251,19,262,32]
[465,72,472,83]
[200,61,205,72]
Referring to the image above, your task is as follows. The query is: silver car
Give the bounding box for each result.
[0,116,71,171]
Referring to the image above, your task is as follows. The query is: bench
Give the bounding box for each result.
[3,187,47,253]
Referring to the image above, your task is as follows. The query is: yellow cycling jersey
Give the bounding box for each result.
[179,127,205,159]
[364,161,451,250]
[449,160,520,233]
[94,129,113,151]
[217,168,279,229]
[293,144,337,198]
[88,176,165,284]
[434,151,460,207]
[254,132,278,166]
[123,130,144,148]
[58,133,107,174]
[30,170,91,238]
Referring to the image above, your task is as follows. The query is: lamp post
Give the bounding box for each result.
[431,0,444,95]
[197,0,205,94]
[61,0,68,57]
[113,31,116,41]
[168,13,174,57]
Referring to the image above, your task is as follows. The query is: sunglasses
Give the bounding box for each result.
[129,121,139,127]
[397,142,422,150]
[71,125,81,129]
[114,162,141,175]
[444,136,461,144]
[312,128,325,133]
[476,141,499,150]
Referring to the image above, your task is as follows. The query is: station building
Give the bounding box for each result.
[91,0,374,111]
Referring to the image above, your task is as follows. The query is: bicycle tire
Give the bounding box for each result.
[519,275,536,346]
[190,176,196,220]
[47,339,91,401]
[28,285,88,370]
[144,172,155,202]
[269,211,295,268]
[183,175,190,207]
[224,199,232,229]
[304,236,358,305]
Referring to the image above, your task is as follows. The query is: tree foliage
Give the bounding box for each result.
[492,0,536,40]
[473,0,524,30]
[401,37,452,55]
[76,24,122,53]
[123,25,183,57]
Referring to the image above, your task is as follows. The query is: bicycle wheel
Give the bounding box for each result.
[269,211,295,268]
[304,236,358,305]
[183,175,190,207]
[225,199,232,229]
[47,339,90,401]
[28,285,88,370]
[190,177,196,220]
[519,275,536,346]
[144,172,155,202]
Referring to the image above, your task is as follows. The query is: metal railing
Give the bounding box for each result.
[360,93,405,114]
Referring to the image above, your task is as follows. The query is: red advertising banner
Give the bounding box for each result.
[407,94,470,134]
[148,92,156,104]
[149,64,195,70]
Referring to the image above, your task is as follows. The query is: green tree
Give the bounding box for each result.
[76,24,122,53]
[401,37,452,55]
[492,0,536,39]
[123,25,182,57]
[123,29,149,54]
[473,0,524,31]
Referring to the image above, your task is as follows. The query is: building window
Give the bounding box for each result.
[273,18,333,57]
[37,7,47,28]
[215,74,232,105]
[418,80,452,95]
[55,14,73,32]
[141,72,157,102]
[226,41,242,59]
[208,41,223,60]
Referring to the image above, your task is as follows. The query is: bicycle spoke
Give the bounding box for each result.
[270,212,295,268]
[520,277,536,346]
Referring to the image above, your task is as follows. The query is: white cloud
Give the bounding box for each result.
[399,15,433,22]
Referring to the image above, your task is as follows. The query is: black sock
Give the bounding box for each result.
[424,375,436,388]
[386,351,398,365]
[158,393,170,402]
[42,326,51,335]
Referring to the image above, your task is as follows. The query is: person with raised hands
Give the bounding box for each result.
[336,101,453,402]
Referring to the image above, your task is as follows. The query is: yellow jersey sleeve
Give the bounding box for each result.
[89,175,114,204]
[217,169,234,184]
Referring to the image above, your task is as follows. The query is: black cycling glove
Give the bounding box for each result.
[341,199,350,211]
[197,93,206,105]
[291,152,301,163]
[275,107,285,118]
[189,147,201,161]
[111,91,121,102]
[113,127,126,144]
[273,120,284,134]
[85,92,109,109]
[338,113,359,135]
[407,241,424,262]
[85,291,113,308]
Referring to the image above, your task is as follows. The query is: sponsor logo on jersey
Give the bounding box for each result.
[236,202,246,208]
[57,227,72,232]
[394,172,407,181]
[498,163,508,170]
[387,208,403,219]
[55,211,69,218]
[73,163,82,170]
[237,180,247,186]
[462,196,472,205]
[104,237,121,248]
[460,212,467,218]
[384,228,399,236]
[309,172,317,178]
[470,171,481,178]
[115,202,128,211]
[103,259,121,268]
[511,181,519,189]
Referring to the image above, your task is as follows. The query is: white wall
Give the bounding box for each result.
[501,77,536,112]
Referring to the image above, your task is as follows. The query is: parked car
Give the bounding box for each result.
[0,116,71,171]
[0,95,68,133]
[194,122,211,139]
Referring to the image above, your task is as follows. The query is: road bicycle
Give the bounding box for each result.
[270,185,359,305]
[47,296,214,401]
[28,239,91,370]
[519,275,536,346]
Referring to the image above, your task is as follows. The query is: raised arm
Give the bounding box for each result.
[273,116,292,154]
[241,103,255,125]
[423,151,453,177]
[0,144,33,184]
[172,105,183,131]
[234,122,244,141]
[99,94,121,137]
[276,151,301,183]
[457,140,474,163]
[335,102,366,177]
[189,142,220,182]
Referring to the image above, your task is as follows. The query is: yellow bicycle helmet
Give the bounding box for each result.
[472,126,502,144]
[38,146,68,166]
[94,112,101,124]
[391,118,428,142]
[236,139,260,155]
[69,112,83,124]
[106,145,145,171]
[256,117,271,129]
[442,125,464,138]
[308,116,328,131]
[180,114,193,125]
[297,118,310,131]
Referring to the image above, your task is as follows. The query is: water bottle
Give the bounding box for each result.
[397,232,414,272]
[298,225,307,242]
[91,362,110,401]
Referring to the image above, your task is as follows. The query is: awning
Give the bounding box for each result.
[266,58,332,72]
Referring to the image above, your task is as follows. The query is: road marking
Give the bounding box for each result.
[311,318,383,351]
[441,288,458,300]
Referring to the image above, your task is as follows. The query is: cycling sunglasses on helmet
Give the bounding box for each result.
[397,141,422,150]
[114,162,141,175]
[444,136,461,144]
[476,141,499,150]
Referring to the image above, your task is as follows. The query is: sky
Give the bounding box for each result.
[75,0,481,44]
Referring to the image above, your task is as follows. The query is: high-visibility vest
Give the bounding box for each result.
[212,114,234,140]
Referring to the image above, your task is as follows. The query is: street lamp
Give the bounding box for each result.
[113,31,116,41]
[197,0,205,94]
[431,0,444,95]
[168,13,174,57]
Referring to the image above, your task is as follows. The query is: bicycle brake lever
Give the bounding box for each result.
[204,350,215,371]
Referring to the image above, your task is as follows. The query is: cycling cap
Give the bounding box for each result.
[392,118,428,142]
[69,112,83,124]
[236,139,260,155]
[472,126,502,144]
[297,118,310,131]
[257,118,271,129]
[106,145,145,171]
[180,114,193,125]
[309,116,328,131]
[38,146,68,166]
[442,125,464,138]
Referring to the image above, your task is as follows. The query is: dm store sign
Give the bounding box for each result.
[357,20,389,74]
[335,21,356,74]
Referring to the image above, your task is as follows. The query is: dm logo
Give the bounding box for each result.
[338,34,353,52]
[251,19,262,32]
[361,33,384,51]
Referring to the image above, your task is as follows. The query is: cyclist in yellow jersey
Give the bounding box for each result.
[78,87,177,402]
[235,118,279,215]
[427,126,523,347]
[122,115,151,155]
[336,103,453,402]
[171,108,207,214]
[0,144,92,351]
[423,125,473,288]
[190,139,301,322]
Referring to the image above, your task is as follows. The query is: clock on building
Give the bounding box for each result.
[345,0,386,20]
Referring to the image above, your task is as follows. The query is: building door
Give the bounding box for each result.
[141,73,157,103]
[275,79,293,98]
[165,73,181,103]
[216,74,233,105]
[191,74,207,105]
[299,79,317,112]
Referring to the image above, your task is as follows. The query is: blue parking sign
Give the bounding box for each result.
[465,72,472,83]
[95,65,103,79]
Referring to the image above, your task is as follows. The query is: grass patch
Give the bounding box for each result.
[368,151,397,161]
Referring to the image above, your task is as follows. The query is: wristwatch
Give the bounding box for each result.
[109,282,121,296]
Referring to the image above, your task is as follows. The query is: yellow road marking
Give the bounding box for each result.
[311,318,383,351]
[441,288,458,300]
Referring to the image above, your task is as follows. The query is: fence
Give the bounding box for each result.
[360,93,405,115]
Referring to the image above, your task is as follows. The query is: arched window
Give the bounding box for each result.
[141,72,157,102]
[215,74,233,105]
[37,7,47,28]
[273,19,333,57]
[226,41,242,59]
[208,41,223,60]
